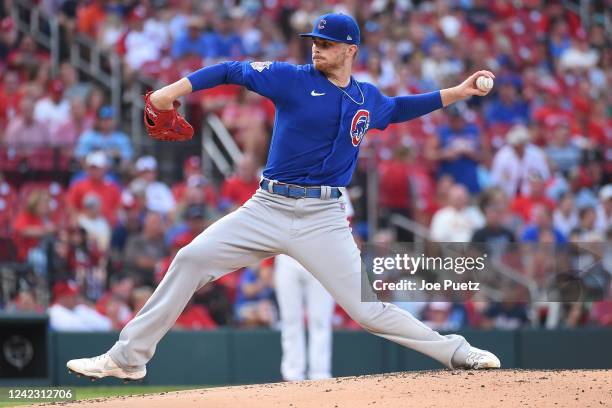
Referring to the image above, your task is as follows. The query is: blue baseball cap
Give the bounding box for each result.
[300,13,360,46]
[98,105,115,120]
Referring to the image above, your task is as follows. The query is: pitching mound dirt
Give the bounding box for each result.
[28,369,611,408]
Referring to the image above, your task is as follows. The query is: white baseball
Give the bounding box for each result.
[476,76,494,92]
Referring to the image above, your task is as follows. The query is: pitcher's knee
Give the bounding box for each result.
[170,240,228,283]
[173,244,203,270]
[347,304,385,331]
[171,242,215,277]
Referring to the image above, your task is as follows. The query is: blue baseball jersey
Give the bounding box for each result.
[188,61,443,187]
[222,61,395,186]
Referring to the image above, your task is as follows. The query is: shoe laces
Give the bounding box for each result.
[465,349,486,367]
[92,354,108,362]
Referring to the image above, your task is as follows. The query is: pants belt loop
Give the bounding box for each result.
[267,179,277,193]
[320,185,331,200]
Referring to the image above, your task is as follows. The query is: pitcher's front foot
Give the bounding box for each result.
[456,347,501,369]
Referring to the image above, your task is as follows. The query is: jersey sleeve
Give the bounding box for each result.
[187,61,297,104]
[369,86,444,130]
[370,87,396,130]
[239,61,298,103]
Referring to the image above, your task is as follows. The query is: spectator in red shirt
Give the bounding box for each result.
[175,298,218,330]
[511,173,556,223]
[172,156,219,210]
[378,146,413,216]
[13,189,57,262]
[66,151,122,226]
[531,83,576,130]
[377,146,415,241]
[220,154,260,211]
[511,174,555,222]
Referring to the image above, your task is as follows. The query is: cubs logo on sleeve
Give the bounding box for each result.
[350,109,370,146]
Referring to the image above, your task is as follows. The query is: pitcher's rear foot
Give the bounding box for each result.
[67,353,146,381]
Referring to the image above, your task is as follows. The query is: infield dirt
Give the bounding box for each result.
[24,369,612,408]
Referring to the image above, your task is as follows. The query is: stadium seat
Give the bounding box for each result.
[26,148,56,172]
[24,148,74,174]
[19,181,63,200]
[0,147,24,172]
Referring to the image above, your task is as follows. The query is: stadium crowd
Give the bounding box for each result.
[0,0,610,331]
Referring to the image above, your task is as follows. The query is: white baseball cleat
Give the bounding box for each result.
[67,353,146,381]
[460,347,501,369]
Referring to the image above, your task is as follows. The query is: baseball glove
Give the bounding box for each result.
[143,91,194,142]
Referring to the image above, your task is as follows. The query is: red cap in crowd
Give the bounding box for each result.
[184,156,202,173]
[52,281,80,301]
[128,5,148,22]
[49,79,65,96]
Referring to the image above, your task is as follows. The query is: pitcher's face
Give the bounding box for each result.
[311,38,355,74]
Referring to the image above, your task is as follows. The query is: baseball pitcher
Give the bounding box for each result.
[68,13,499,381]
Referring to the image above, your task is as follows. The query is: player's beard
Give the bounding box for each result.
[313,52,346,76]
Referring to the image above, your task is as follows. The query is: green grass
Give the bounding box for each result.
[0,386,202,407]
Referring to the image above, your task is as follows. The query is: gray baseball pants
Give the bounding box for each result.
[108,189,470,369]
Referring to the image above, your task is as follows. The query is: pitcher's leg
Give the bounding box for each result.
[304,268,334,380]
[109,203,285,368]
[274,258,307,381]
[288,224,469,369]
